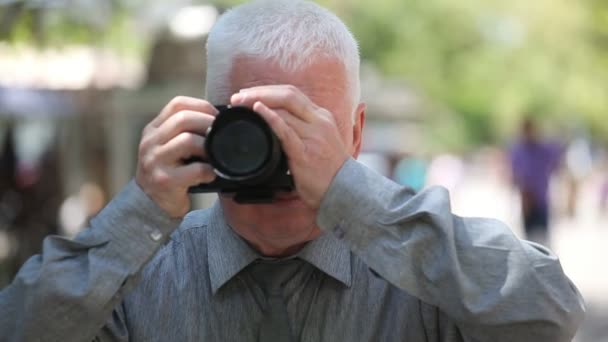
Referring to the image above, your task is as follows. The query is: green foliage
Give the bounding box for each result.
[321,0,608,148]
[2,0,608,148]
[1,3,146,56]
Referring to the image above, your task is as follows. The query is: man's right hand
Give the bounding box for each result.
[135,96,218,218]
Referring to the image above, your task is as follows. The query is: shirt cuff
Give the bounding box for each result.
[88,180,182,274]
[316,158,412,242]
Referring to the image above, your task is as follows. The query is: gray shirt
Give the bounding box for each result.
[0,159,585,341]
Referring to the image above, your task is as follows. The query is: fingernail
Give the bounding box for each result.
[231,93,242,104]
[253,101,265,110]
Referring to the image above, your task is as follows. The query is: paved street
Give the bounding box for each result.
[553,183,608,342]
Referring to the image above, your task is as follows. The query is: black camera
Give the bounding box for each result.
[188,105,294,203]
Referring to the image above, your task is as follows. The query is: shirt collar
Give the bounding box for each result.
[296,230,352,287]
[206,203,352,294]
[207,203,259,294]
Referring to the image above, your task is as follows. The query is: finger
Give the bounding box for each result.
[151,96,219,128]
[158,132,206,163]
[155,110,215,145]
[171,162,216,187]
[272,108,308,135]
[253,101,305,155]
[231,85,317,123]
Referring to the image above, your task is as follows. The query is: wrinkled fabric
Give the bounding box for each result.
[0,159,585,342]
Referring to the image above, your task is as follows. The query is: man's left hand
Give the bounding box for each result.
[231,85,350,210]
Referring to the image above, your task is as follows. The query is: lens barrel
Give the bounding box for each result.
[205,106,281,184]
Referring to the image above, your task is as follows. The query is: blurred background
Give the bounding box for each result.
[0,0,606,340]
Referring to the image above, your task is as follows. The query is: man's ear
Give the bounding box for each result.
[351,103,366,159]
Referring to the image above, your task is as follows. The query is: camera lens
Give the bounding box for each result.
[206,106,281,183]
[210,120,269,176]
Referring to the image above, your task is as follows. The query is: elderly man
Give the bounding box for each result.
[0,1,584,341]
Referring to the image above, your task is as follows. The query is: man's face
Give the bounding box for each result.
[217,55,364,248]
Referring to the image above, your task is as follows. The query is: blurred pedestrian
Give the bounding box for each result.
[601,180,608,214]
[0,120,62,285]
[393,156,427,192]
[564,128,593,217]
[601,148,608,215]
[426,153,464,193]
[509,117,562,245]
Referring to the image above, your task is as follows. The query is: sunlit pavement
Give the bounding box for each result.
[552,182,608,342]
[447,168,608,342]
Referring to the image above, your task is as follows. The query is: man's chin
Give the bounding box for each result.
[272,191,306,207]
[221,192,309,209]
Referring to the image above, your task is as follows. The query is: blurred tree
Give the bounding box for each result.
[0,0,151,56]
[318,0,608,149]
[2,0,608,148]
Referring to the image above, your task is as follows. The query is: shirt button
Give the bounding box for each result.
[149,229,163,242]
[334,219,346,239]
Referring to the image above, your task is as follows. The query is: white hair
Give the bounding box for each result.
[205,0,361,113]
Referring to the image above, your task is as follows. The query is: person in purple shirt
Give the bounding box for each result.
[510,118,562,245]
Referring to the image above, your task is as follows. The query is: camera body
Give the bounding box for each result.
[188,105,294,203]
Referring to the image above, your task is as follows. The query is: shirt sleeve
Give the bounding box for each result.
[0,180,181,342]
[317,158,585,342]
